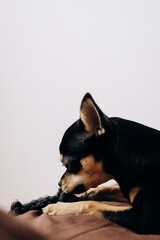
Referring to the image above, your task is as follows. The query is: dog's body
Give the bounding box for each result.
[43,93,160,234]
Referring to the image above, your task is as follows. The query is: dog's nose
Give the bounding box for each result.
[58,180,62,187]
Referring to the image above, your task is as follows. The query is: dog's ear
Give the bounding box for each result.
[80,93,107,136]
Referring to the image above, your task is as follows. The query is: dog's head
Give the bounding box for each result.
[59,93,112,194]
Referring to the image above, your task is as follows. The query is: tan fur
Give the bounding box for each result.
[60,154,63,163]
[77,185,128,203]
[43,201,132,217]
[80,98,105,135]
[61,155,112,193]
[129,187,140,203]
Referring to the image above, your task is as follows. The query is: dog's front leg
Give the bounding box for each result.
[43,202,150,233]
[43,201,101,217]
[42,201,131,218]
[83,185,129,203]
[76,185,128,203]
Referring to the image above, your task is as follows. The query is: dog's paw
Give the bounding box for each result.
[86,187,100,197]
[76,187,100,199]
[42,203,60,216]
[42,201,96,216]
[42,202,76,216]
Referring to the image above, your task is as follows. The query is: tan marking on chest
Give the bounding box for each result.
[129,187,140,203]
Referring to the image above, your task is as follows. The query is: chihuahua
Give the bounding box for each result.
[43,93,160,234]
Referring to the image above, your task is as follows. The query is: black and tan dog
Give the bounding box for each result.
[43,93,160,234]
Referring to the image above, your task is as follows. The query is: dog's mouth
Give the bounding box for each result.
[62,184,86,194]
[71,184,86,194]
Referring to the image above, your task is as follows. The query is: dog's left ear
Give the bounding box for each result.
[80,93,107,136]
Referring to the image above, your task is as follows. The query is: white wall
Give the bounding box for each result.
[0,0,160,210]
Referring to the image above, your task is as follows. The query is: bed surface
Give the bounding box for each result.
[1,201,160,240]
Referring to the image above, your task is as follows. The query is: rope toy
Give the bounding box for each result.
[10,188,93,215]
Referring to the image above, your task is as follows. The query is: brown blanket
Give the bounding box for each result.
[1,201,160,240]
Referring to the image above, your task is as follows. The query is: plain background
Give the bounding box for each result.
[0,0,160,210]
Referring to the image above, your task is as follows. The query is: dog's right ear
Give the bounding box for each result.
[80,93,108,136]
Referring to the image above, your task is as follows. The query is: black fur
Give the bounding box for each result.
[10,188,92,215]
[59,93,160,234]
[11,93,160,234]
